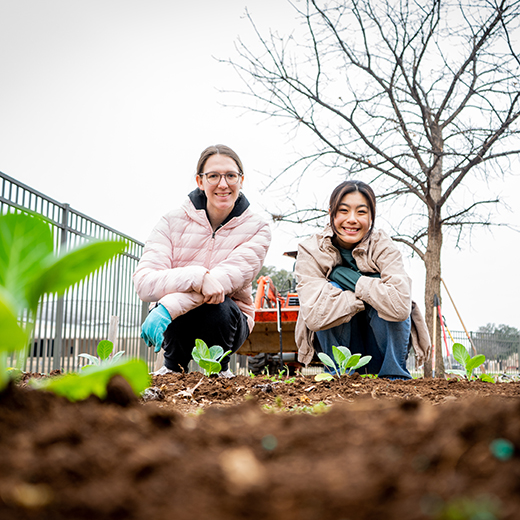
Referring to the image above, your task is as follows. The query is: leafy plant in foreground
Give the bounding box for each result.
[0,211,128,393]
[30,358,150,401]
[78,340,126,369]
[446,343,495,382]
[191,339,231,376]
[315,345,372,382]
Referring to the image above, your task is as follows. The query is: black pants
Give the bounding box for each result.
[162,297,249,372]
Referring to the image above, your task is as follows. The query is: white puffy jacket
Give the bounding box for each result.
[133,190,271,332]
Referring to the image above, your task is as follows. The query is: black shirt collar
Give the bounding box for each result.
[188,188,250,227]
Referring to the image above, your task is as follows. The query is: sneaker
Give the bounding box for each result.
[153,365,174,376]
[218,369,236,379]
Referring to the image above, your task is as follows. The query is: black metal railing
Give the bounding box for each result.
[1,171,150,373]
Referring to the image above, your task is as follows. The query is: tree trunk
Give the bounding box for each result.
[423,203,445,378]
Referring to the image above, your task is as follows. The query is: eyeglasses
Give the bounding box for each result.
[200,171,242,185]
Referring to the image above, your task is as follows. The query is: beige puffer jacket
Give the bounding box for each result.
[295,225,430,366]
[133,190,271,332]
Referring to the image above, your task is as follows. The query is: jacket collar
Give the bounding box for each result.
[188,188,250,227]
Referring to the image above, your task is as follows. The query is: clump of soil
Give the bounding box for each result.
[1,373,520,520]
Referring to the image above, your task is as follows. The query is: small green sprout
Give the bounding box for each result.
[315,345,372,381]
[446,343,490,381]
[77,340,126,369]
[191,339,231,377]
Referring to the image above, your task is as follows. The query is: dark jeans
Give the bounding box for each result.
[162,297,249,372]
[315,283,412,379]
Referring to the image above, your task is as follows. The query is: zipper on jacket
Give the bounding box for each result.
[212,222,224,239]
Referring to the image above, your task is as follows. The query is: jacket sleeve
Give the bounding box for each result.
[295,242,365,332]
[354,235,412,322]
[210,221,271,294]
[132,215,208,303]
[158,291,205,322]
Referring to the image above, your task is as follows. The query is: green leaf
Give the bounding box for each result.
[198,358,222,376]
[479,374,496,383]
[317,352,336,368]
[333,345,349,366]
[346,354,361,368]
[466,354,486,372]
[0,288,29,354]
[77,353,100,366]
[336,346,351,359]
[0,212,53,311]
[218,349,231,362]
[352,355,372,370]
[32,358,151,401]
[97,340,114,361]
[194,339,210,359]
[315,372,334,382]
[31,240,126,304]
[191,346,202,365]
[208,345,224,360]
[445,369,466,377]
[452,343,470,367]
[112,351,126,362]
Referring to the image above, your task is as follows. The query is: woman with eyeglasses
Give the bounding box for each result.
[133,145,271,376]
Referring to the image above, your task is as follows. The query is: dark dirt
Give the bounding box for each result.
[1,372,520,520]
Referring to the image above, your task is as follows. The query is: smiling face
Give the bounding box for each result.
[196,153,243,229]
[332,191,372,249]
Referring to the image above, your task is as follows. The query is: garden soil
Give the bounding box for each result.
[1,372,520,520]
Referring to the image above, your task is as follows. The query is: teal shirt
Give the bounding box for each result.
[329,247,381,292]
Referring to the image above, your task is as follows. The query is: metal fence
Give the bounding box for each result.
[406,329,520,377]
[1,171,150,373]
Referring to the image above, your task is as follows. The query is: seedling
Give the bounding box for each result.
[0,212,126,391]
[314,345,371,381]
[77,340,126,369]
[191,339,231,377]
[446,343,494,382]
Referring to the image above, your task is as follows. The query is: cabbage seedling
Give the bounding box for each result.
[191,339,231,377]
[315,345,371,381]
[77,340,126,369]
[446,343,490,381]
[0,212,126,391]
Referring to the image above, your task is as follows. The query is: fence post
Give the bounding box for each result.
[53,203,69,371]
[139,301,149,364]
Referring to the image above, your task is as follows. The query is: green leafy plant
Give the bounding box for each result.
[0,211,126,391]
[77,340,126,368]
[262,366,297,384]
[446,343,493,381]
[191,339,231,376]
[30,358,150,401]
[314,345,372,381]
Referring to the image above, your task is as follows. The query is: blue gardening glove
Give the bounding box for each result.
[141,304,172,353]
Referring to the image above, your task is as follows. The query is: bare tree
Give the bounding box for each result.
[225,0,520,377]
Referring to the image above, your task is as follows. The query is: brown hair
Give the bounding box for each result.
[329,180,376,240]
[196,144,244,175]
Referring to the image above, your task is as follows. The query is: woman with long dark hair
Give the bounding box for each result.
[295,180,430,379]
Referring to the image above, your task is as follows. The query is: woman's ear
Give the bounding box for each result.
[196,174,204,191]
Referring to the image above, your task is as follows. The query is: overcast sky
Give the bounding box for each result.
[1,0,519,332]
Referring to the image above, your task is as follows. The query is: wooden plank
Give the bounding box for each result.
[238,321,297,355]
